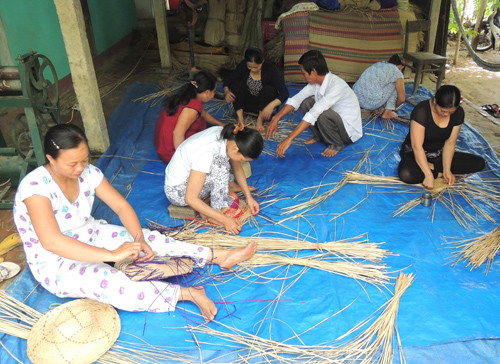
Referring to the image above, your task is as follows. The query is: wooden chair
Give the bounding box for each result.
[404,20,447,94]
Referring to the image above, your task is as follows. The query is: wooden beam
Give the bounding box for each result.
[53,0,109,153]
[153,0,172,69]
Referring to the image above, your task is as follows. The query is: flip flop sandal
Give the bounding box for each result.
[481,104,495,114]
[0,262,21,281]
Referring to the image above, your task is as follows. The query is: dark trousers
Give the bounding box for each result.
[398,150,486,184]
[299,96,352,151]
[231,78,278,114]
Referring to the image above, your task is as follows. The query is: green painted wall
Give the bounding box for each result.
[0,1,67,75]
[88,0,137,54]
[0,0,137,78]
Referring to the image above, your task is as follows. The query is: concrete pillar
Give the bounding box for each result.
[53,0,109,152]
[153,0,172,69]
[0,14,13,65]
[428,0,443,53]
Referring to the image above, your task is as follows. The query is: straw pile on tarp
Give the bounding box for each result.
[147,222,393,287]
[446,226,500,275]
[225,0,247,50]
[204,0,226,46]
[188,272,414,363]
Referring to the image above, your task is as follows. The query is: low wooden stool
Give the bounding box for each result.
[167,204,197,219]
[241,161,252,178]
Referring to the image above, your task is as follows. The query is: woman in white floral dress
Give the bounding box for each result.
[13,124,256,322]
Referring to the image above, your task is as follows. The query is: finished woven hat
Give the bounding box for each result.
[27,299,121,364]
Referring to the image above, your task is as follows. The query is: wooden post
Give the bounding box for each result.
[428,0,443,53]
[153,0,172,69]
[453,0,467,65]
[53,0,109,153]
[472,0,488,49]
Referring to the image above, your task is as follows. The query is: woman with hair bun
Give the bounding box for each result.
[398,84,486,189]
[164,123,264,234]
[154,70,225,163]
[223,47,289,131]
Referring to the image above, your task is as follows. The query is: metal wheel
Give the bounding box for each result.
[469,28,493,52]
[11,113,45,158]
[25,54,60,125]
[476,28,493,51]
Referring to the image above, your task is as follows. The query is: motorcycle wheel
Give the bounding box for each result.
[475,29,493,51]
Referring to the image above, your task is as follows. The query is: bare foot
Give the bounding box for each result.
[381,109,398,119]
[304,137,317,145]
[213,240,257,270]
[229,181,256,192]
[321,148,339,157]
[256,120,265,132]
[180,286,217,322]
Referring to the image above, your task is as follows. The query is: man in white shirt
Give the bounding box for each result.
[266,50,362,157]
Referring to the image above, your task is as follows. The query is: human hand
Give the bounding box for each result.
[136,241,157,262]
[225,91,235,103]
[246,197,260,215]
[443,170,456,186]
[260,105,274,121]
[223,216,242,235]
[422,174,435,190]
[266,116,279,139]
[111,241,142,262]
[276,138,292,158]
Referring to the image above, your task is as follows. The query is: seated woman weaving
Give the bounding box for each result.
[13,124,257,322]
[398,84,486,189]
[223,47,289,131]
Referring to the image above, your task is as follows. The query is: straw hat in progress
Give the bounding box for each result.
[27,299,121,364]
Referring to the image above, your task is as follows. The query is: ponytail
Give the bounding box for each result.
[165,70,216,116]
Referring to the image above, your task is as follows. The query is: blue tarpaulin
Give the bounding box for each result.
[1,82,499,363]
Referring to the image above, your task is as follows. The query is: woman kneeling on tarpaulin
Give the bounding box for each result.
[164,123,263,235]
[398,84,486,189]
[13,124,257,322]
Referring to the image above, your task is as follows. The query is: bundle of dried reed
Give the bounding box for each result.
[153,229,388,263]
[335,272,413,363]
[264,31,284,65]
[332,171,499,230]
[225,0,246,49]
[240,252,391,287]
[204,0,226,46]
[188,273,413,363]
[446,226,500,274]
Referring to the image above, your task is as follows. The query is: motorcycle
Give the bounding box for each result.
[474,7,500,52]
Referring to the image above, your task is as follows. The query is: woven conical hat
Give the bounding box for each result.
[27,299,120,364]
